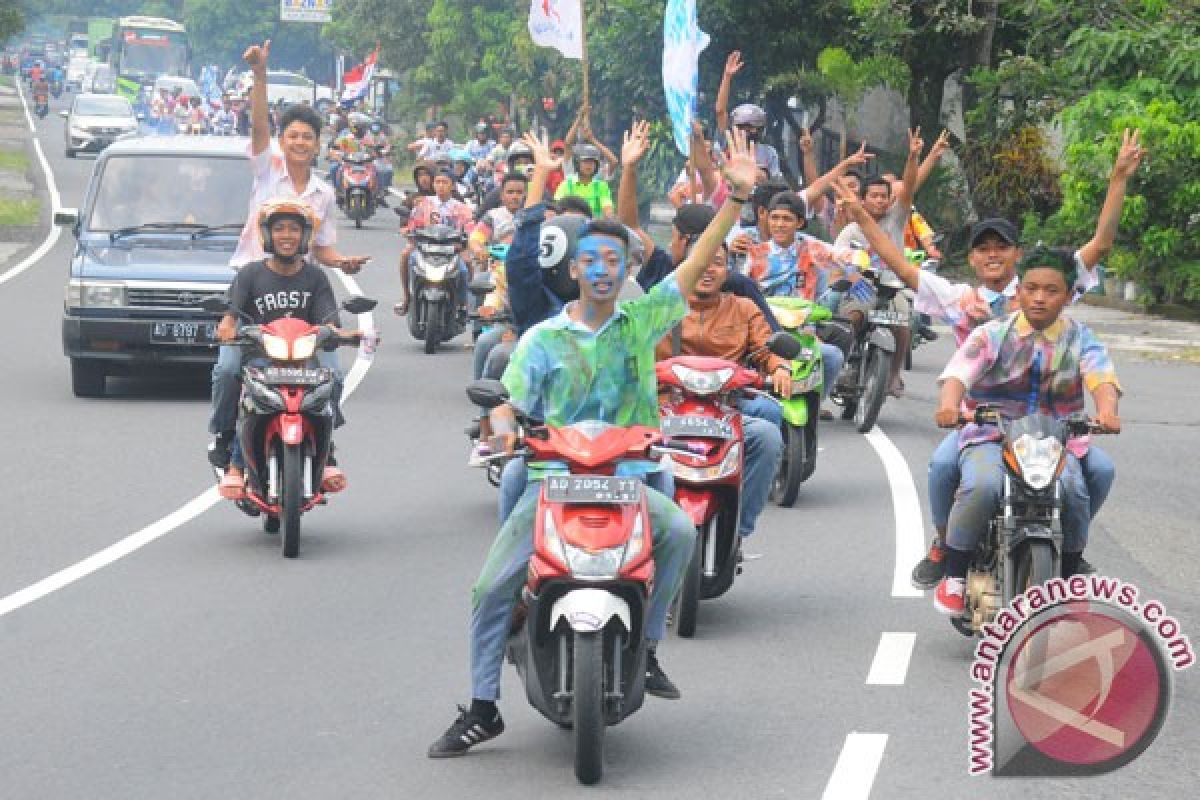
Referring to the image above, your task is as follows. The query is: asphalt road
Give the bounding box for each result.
[2,90,1197,799]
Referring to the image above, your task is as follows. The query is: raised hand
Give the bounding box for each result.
[243,40,270,72]
[907,126,924,159]
[929,129,951,159]
[1112,128,1145,179]
[620,119,651,168]
[724,50,744,78]
[837,141,874,172]
[721,126,758,197]
[798,127,814,154]
[832,177,864,217]
[521,131,563,171]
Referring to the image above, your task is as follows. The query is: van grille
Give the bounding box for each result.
[126,287,227,309]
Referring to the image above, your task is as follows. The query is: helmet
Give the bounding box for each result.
[538,215,588,302]
[506,140,534,169]
[449,148,473,165]
[730,103,768,129]
[258,200,317,256]
[573,143,602,173]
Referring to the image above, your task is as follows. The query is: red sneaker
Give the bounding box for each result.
[933,577,966,615]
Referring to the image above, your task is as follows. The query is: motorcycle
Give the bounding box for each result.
[34,92,49,119]
[49,78,63,98]
[949,406,1109,637]
[467,378,696,785]
[904,249,941,370]
[201,295,376,558]
[656,333,802,636]
[829,267,907,434]
[407,223,468,354]
[765,296,830,506]
[340,151,377,228]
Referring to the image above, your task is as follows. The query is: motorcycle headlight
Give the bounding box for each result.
[1009,434,1063,490]
[261,333,290,360]
[563,541,626,581]
[670,364,734,396]
[669,442,742,482]
[291,333,317,361]
[424,264,449,282]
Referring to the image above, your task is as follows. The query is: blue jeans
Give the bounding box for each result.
[473,326,505,381]
[470,476,696,701]
[929,434,1115,528]
[734,395,784,537]
[209,345,344,435]
[946,443,1091,558]
[819,342,844,401]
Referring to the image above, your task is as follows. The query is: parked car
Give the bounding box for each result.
[234,69,335,111]
[55,137,249,397]
[65,55,92,91]
[62,94,139,158]
[84,62,116,94]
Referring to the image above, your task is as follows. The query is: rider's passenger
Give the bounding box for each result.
[427,126,761,759]
[931,247,1121,614]
[395,169,475,317]
[553,143,614,218]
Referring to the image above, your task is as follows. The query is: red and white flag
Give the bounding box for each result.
[528,0,583,60]
[340,47,379,103]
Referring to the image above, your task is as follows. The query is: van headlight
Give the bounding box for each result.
[67,280,126,308]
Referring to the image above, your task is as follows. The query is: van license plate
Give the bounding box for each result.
[151,321,217,343]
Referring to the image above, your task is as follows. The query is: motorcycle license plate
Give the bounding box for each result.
[151,321,217,343]
[544,475,642,504]
[661,415,733,439]
[867,309,912,326]
[261,366,328,386]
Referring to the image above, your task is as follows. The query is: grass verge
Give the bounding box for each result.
[0,146,29,172]
[0,197,39,226]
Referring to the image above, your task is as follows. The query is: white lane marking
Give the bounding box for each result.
[865,632,917,685]
[0,268,376,618]
[863,427,925,598]
[0,81,63,287]
[821,733,888,800]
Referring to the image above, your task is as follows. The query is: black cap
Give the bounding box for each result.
[673,203,716,236]
[767,191,807,222]
[969,218,1018,248]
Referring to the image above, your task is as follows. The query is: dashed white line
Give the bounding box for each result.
[863,426,925,599]
[865,632,917,685]
[0,81,63,287]
[821,732,888,799]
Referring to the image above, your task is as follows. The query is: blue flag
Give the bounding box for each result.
[662,0,710,156]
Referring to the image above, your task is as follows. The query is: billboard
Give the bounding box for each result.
[281,0,333,23]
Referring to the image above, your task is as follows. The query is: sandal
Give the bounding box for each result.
[218,469,246,500]
[393,301,409,316]
[321,465,348,493]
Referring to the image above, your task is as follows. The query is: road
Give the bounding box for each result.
[2,89,1197,799]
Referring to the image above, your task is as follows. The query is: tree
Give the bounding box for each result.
[1,1,25,46]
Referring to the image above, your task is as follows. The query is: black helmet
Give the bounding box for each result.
[573,143,602,173]
[539,215,588,302]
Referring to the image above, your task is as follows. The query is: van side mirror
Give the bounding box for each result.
[53,207,79,227]
[340,295,377,314]
[59,109,69,118]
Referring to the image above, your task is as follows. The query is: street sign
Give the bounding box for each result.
[280,0,333,23]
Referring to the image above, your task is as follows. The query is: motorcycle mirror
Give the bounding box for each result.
[830,279,853,292]
[466,378,509,409]
[340,295,377,315]
[468,274,495,298]
[200,296,231,313]
[766,331,803,360]
[393,206,411,221]
[52,207,78,227]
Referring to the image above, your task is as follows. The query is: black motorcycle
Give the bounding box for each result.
[950,406,1108,636]
[830,267,908,433]
[407,223,468,354]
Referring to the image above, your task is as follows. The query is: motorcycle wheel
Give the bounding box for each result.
[799,405,819,483]
[772,422,808,507]
[354,217,362,229]
[854,348,889,434]
[675,521,705,638]
[572,631,606,785]
[423,303,441,355]
[1014,540,1055,594]
[280,443,303,558]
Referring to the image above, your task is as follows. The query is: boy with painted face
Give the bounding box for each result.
[428,127,761,759]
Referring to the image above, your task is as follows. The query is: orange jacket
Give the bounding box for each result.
[655,292,786,375]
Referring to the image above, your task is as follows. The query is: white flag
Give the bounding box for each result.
[528,0,584,60]
[663,0,710,156]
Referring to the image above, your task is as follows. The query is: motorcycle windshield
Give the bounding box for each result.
[1004,413,1068,444]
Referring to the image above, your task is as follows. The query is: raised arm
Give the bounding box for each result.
[521,131,563,209]
[617,119,655,257]
[562,105,585,164]
[581,117,619,172]
[893,127,924,212]
[242,40,271,156]
[800,142,874,209]
[915,129,950,192]
[689,120,719,199]
[714,51,743,132]
[799,127,820,189]
[832,179,921,289]
[1078,128,1144,270]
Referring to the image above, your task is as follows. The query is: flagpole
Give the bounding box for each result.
[580,0,590,120]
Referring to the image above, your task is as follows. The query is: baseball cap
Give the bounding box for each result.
[550,139,566,151]
[767,191,807,222]
[673,203,716,236]
[970,218,1018,248]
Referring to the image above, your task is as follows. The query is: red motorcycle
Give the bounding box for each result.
[204,296,375,558]
[468,379,693,785]
[340,151,378,228]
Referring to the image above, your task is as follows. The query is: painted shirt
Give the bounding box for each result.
[915,253,1099,346]
[467,138,496,162]
[940,311,1121,456]
[743,234,843,300]
[406,196,475,232]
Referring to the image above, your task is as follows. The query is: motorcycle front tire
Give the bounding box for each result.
[854,347,889,434]
[675,527,705,638]
[281,442,303,558]
[423,301,441,354]
[572,631,606,785]
[772,422,808,507]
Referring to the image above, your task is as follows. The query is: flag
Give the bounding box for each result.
[662,0,710,156]
[340,47,379,104]
[528,0,583,60]
[115,76,141,101]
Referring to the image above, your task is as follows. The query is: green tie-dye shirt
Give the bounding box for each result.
[502,276,686,443]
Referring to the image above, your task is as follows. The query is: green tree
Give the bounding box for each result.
[1,1,25,45]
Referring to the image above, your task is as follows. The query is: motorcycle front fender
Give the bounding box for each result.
[779,397,809,427]
[280,413,305,445]
[867,326,896,354]
[674,486,717,527]
[549,588,632,634]
[422,287,448,303]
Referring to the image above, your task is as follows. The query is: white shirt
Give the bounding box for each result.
[415,137,456,161]
[231,142,337,267]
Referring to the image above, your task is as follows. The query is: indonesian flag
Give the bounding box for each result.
[340,47,379,103]
[528,0,583,60]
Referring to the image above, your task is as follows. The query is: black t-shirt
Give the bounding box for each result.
[228,259,340,327]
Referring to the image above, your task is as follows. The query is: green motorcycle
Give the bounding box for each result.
[765,297,829,506]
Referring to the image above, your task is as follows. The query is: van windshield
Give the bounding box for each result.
[88,155,250,233]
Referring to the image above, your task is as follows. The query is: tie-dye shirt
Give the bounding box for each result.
[939,311,1121,456]
[743,234,842,300]
[915,253,1098,346]
[502,276,687,473]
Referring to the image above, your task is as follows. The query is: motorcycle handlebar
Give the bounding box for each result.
[959,406,1115,434]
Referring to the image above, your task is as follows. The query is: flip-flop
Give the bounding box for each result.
[393,301,409,316]
[218,471,245,500]
[321,465,348,493]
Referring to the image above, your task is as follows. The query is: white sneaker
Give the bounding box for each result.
[467,441,493,468]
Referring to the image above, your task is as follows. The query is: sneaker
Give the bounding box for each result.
[207,431,234,469]
[1077,556,1097,575]
[917,324,939,342]
[644,650,680,699]
[427,704,505,758]
[911,539,945,590]
[467,441,493,468]
[933,577,966,616]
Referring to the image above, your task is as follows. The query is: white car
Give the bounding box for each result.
[83,63,116,95]
[235,70,335,111]
[66,55,92,91]
[62,94,139,158]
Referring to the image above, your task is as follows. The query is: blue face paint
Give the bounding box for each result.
[578,234,627,292]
